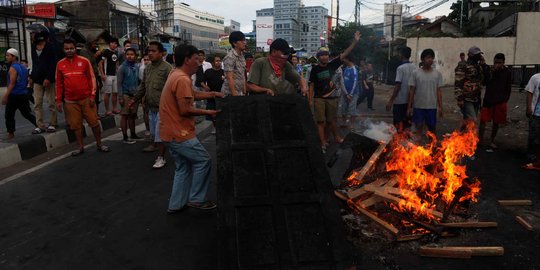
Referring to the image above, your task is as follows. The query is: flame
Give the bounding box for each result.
[373,123,480,221]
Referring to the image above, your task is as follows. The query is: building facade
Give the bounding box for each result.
[299,6,328,54]
[273,0,301,48]
[148,1,225,52]
[256,2,328,55]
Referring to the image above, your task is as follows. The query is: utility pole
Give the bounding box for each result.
[336,0,339,27]
[354,0,360,24]
[460,0,464,32]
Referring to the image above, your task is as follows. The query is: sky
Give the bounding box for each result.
[32,0,455,32]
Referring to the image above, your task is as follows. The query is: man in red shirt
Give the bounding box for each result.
[160,44,224,213]
[56,39,110,156]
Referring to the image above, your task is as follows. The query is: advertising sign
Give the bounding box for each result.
[256,16,273,52]
[24,3,56,19]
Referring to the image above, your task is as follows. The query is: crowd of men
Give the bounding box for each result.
[2,28,540,213]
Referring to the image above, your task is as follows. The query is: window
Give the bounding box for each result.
[284,23,290,28]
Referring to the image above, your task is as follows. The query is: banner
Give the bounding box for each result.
[25,3,56,19]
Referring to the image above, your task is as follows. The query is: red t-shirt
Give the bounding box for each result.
[56,55,96,103]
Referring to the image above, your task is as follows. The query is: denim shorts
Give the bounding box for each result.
[412,108,437,132]
[529,116,540,146]
[339,94,359,116]
[461,101,479,120]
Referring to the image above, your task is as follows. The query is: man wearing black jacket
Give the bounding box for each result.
[479,53,512,150]
[30,32,58,133]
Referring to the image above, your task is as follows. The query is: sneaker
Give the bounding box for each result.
[131,134,144,141]
[187,201,217,210]
[46,126,56,133]
[152,156,166,169]
[143,145,157,152]
[123,139,136,145]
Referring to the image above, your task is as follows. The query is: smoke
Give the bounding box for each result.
[357,119,396,143]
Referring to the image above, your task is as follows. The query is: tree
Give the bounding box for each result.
[448,0,469,26]
[328,22,382,66]
[246,38,257,55]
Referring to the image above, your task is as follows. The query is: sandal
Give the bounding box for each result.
[522,163,540,171]
[97,145,111,152]
[71,149,84,157]
[32,127,44,134]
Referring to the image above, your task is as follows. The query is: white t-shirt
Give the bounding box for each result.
[394,62,417,104]
[409,68,443,109]
[525,73,540,117]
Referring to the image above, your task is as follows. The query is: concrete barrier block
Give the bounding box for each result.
[15,136,47,160]
[42,130,69,151]
[0,143,22,169]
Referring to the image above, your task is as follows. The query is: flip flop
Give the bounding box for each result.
[522,163,540,171]
[97,145,111,152]
[71,149,84,157]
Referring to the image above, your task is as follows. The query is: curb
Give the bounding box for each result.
[0,116,214,170]
[0,114,121,169]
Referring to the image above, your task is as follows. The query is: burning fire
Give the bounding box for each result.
[355,123,481,221]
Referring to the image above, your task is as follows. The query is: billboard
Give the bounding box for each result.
[256,16,274,52]
[24,3,56,19]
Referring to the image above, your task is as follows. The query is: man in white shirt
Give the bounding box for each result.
[524,73,540,170]
[387,47,416,132]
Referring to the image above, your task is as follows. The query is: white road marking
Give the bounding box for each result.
[0,123,144,187]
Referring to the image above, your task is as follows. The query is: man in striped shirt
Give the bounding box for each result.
[56,39,110,156]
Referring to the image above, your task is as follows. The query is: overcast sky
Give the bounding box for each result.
[33,0,455,32]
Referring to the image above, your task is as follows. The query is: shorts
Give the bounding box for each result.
[338,94,359,116]
[121,95,138,115]
[412,108,437,132]
[64,98,99,130]
[314,97,338,122]
[529,116,540,146]
[392,104,408,124]
[102,76,118,94]
[148,109,161,142]
[461,101,479,120]
[480,103,507,124]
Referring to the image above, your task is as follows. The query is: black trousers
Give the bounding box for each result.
[5,94,37,133]
[357,83,374,109]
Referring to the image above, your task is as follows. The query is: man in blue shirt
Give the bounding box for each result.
[2,48,37,140]
[117,48,140,144]
[338,55,360,131]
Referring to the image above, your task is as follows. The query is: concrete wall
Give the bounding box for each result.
[407,12,540,85]
[407,36,515,85]
[515,12,540,64]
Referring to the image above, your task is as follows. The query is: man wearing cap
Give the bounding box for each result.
[247,38,308,96]
[2,48,38,140]
[455,46,484,126]
[310,31,361,152]
[221,31,247,96]
[30,32,58,134]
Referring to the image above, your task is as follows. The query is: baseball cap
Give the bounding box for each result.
[6,48,19,58]
[270,38,292,55]
[34,32,47,43]
[468,46,483,56]
[316,47,330,57]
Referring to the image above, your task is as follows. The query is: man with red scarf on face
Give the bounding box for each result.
[247,38,308,96]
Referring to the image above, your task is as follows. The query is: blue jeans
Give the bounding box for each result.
[148,109,161,142]
[165,138,212,210]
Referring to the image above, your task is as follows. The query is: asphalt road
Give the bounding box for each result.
[0,85,539,270]
[0,132,219,270]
